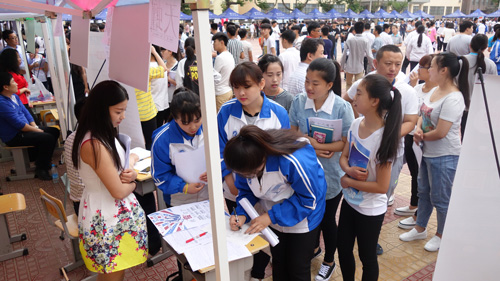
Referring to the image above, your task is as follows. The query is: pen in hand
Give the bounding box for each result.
[233,207,242,230]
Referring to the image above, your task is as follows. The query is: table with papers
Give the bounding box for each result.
[149,201,270,281]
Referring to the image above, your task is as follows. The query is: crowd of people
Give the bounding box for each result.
[1,13,497,281]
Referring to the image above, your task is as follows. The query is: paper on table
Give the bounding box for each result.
[307,117,343,142]
[239,198,280,247]
[224,217,259,246]
[148,0,181,52]
[149,200,211,236]
[130,147,151,160]
[172,146,207,184]
[164,226,213,254]
[134,158,151,174]
[183,240,252,272]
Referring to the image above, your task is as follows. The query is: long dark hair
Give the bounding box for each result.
[224,126,307,174]
[184,37,196,61]
[493,28,500,42]
[469,34,488,74]
[434,52,470,109]
[307,58,341,96]
[72,80,129,170]
[417,25,425,48]
[0,48,21,74]
[360,75,402,164]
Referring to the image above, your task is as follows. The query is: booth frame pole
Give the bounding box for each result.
[190,0,231,280]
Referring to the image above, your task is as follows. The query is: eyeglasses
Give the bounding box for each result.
[419,65,430,70]
[7,36,18,40]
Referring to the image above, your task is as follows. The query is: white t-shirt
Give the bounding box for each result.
[272,25,281,41]
[343,117,387,216]
[240,40,252,62]
[214,50,235,95]
[263,36,276,55]
[347,71,418,157]
[149,61,169,111]
[279,47,301,90]
[420,88,465,157]
[478,23,486,34]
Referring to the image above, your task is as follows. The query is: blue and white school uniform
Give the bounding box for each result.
[289,91,355,200]
[218,93,291,201]
[234,142,326,233]
[151,120,208,206]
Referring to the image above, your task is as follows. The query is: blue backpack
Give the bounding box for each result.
[489,40,500,75]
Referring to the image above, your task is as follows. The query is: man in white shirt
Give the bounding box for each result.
[380,24,394,45]
[447,21,473,57]
[212,32,235,111]
[260,23,276,56]
[226,24,243,64]
[249,22,255,39]
[1,30,26,73]
[341,22,374,90]
[272,20,281,56]
[285,38,325,96]
[363,22,376,73]
[477,19,486,34]
[279,30,301,90]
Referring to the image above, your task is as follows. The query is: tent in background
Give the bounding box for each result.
[390,10,404,19]
[243,7,268,20]
[266,8,291,19]
[374,8,394,19]
[413,10,434,19]
[401,9,417,19]
[486,9,500,18]
[307,8,329,20]
[340,9,360,18]
[467,9,487,18]
[443,10,467,18]
[359,9,375,19]
[290,8,309,19]
[325,8,342,18]
[180,12,192,21]
[218,7,248,20]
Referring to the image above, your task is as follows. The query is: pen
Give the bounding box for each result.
[186,232,207,243]
[233,207,242,230]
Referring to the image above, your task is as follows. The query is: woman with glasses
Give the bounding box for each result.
[227,125,326,281]
[396,54,437,229]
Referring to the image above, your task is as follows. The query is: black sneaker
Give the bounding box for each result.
[312,247,322,260]
[35,169,51,181]
[315,262,336,281]
[376,243,384,255]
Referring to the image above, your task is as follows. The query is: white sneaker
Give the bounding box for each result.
[399,228,427,242]
[424,236,441,252]
[387,194,395,206]
[398,217,417,230]
[394,206,417,216]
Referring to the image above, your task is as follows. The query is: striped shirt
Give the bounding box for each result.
[134,66,164,122]
[227,38,243,64]
[64,131,85,202]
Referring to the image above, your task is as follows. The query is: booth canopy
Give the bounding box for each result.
[325,8,342,18]
[290,8,309,19]
[359,9,375,19]
[266,8,291,19]
[413,10,434,19]
[443,10,467,18]
[486,9,500,18]
[180,12,192,21]
[243,7,268,20]
[374,8,393,18]
[401,9,417,19]
[340,9,359,18]
[218,7,248,20]
[390,10,404,19]
[467,9,487,18]
[307,8,329,20]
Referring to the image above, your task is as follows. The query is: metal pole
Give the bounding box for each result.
[189,0,231,280]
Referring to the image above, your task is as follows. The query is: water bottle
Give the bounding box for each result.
[51,164,59,183]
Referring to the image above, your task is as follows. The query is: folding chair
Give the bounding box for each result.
[0,193,29,261]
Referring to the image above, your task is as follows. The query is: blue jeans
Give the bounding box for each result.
[416,155,459,235]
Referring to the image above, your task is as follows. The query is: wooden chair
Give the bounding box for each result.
[0,193,29,262]
[39,188,83,273]
[0,143,35,181]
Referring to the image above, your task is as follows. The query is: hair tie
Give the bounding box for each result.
[390,90,394,101]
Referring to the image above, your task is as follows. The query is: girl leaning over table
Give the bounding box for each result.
[227,125,326,281]
[71,80,147,281]
[151,88,209,280]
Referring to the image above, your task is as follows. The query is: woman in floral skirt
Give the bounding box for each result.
[72,80,147,280]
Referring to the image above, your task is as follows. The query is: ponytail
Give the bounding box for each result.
[434,53,470,109]
[332,60,342,97]
[168,87,201,123]
[493,28,500,42]
[223,126,307,174]
[359,75,402,165]
[184,37,196,61]
[470,34,488,74]
[417,25,425,48]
